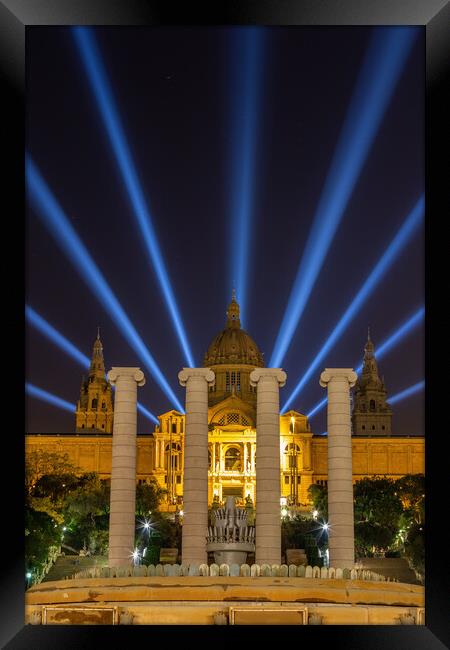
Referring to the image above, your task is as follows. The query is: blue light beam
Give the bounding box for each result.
[26,306,159,424]
[282,195,424,412]
[137,403,158,423]
[26,155,184,413]
[26,306,91,368]
[72,27,194,368]
[229,28,265,326]
[270,27,419,367]
[305,305,425,419]
[317,379,424,436]
[389,380,424,405]
[26,383,75,414]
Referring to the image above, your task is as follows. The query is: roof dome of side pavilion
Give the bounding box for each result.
[203,291,264,368]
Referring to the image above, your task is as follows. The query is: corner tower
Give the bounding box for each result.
[352,330,392,435]
[76,329,114,433]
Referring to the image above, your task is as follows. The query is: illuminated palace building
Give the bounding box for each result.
[26,294,424,511]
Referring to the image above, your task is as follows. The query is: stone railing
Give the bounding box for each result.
[71,563,391,582]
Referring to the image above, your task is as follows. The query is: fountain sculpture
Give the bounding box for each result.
[206,496,255,565]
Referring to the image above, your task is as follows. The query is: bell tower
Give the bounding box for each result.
[352,329,392,435]
[75,329,114,433]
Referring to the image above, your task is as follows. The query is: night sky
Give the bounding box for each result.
[26,26,424,435]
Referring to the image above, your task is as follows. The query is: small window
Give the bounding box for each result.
[101,401,106,409]
[91,424,95,429]
[382,425,385,430]
[369,400,376,411]
[81,424,85,429]
[176,475,181,484]
[372,425,375,430]
[362,425,366,430]
[101,424,105,429]
[297,476,301,484]
[91,398,98,409]
[172,423,177,433]
[284,475,289,484]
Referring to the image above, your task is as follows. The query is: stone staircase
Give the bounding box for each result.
[356,558,420,584]
[42,554,108,582]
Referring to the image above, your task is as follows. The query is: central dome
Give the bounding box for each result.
[203,292,264,367]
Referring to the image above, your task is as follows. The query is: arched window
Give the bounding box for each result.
[284,443,300,469]
[165,443,182,471]
[369,400,376,411]
[91,398,98,409]
[225,446,242,471]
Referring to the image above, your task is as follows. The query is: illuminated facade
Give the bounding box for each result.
[25,294,424,511]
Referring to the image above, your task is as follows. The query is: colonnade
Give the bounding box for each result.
[106,364,356,568]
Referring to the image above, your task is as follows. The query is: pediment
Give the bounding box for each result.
[209,394,255,427]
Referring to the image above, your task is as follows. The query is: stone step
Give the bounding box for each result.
[356,558,419,585]
[42,555,108,582]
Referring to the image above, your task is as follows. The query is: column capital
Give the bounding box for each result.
[108,367,146,386]
[249,368,287,388]
[178,367,215,387]
[319,368,357,388]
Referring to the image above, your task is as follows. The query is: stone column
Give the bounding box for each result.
[107,367,145,567]
[304,438,312,470]
[251,443,256,473]
[320,368,358,569]
[155,438,159,469]
[250,368,287,566]
[178,368,215,565]
[160,440,165,469]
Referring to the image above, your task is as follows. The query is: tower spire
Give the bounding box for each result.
[90,328,105,378]
[226,290,241,328]
[76,330,113,433]
[352,330,392,436]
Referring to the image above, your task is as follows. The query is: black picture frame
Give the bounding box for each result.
[2,0,448,647]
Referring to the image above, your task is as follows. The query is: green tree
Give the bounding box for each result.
[281,515,325,567]
[395,474,425,524]
[138,512,181,565]
[136,480,166,516]
[354,476,404,556]
[63,474,111,554]
[25,451,83,580]
[307,483,328,521]
[404,522,425,582]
